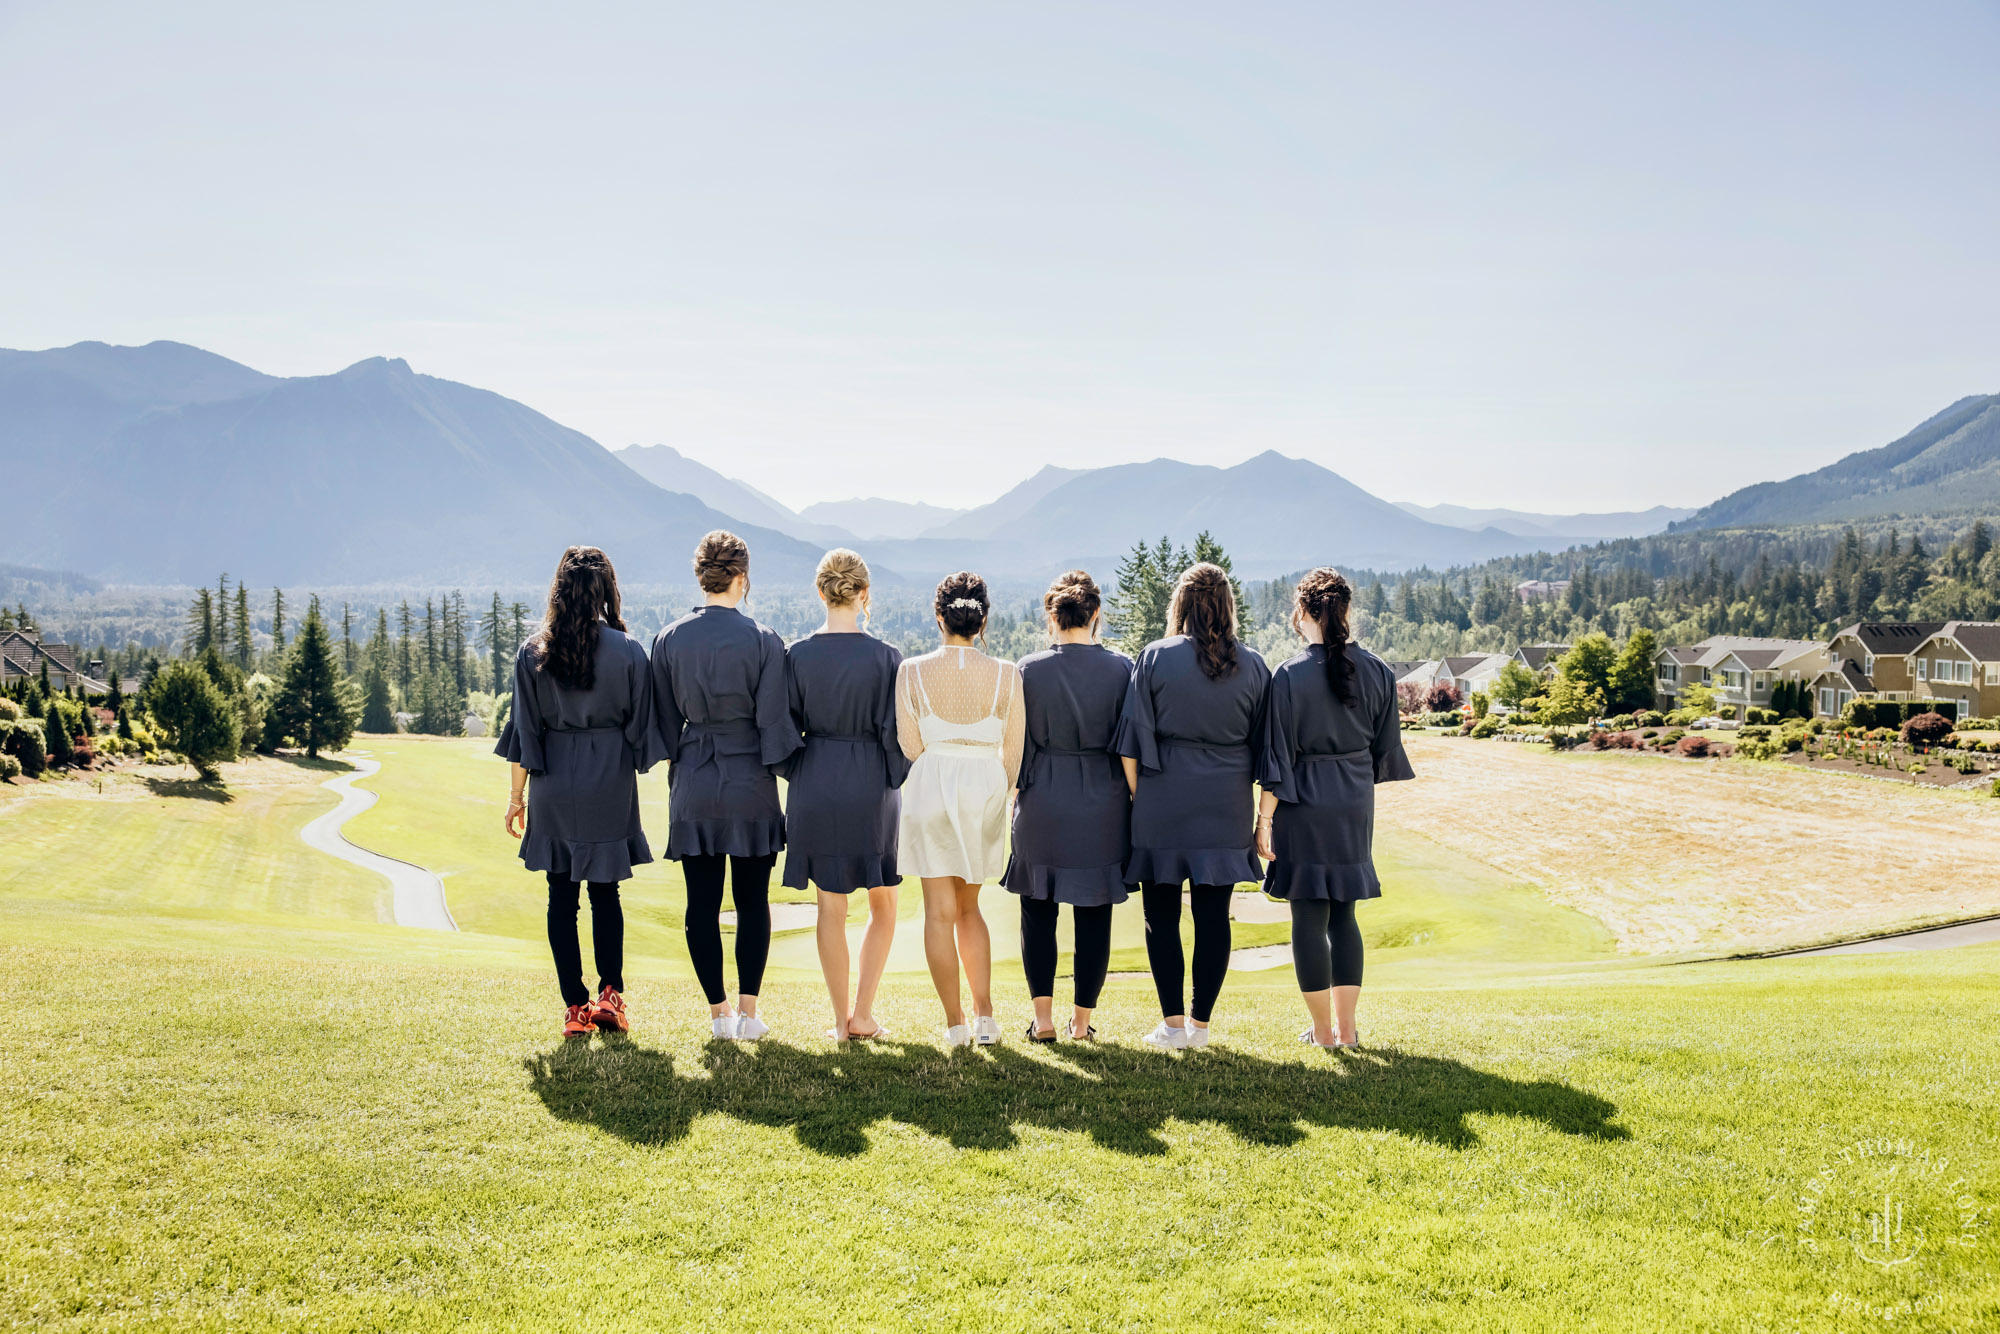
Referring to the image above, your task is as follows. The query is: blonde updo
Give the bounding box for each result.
[815,548,870,607]
[693,530,749,594]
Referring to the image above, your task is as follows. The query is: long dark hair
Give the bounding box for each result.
[1167,562,1238,680]
[1295,567,1355,706]
[529,546,625,691]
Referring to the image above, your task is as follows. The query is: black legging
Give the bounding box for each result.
[547,872,624,1009]
[682,853,775,1005]
[1290,897,1364,991]
[1141,883,1232,1022]
[1019,898,1114,1009]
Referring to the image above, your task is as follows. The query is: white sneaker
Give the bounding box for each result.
[711,1014,737,1040]
[972,1015,1002,1046]
[735,1013,770,1041]
[1185,1023,1210,1049]
[943,1023,972,1048]
[1143,1021,1188,1050]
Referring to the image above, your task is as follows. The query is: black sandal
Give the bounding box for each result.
[1024,1019,1058,1044]
[1064,1019,1098,1041]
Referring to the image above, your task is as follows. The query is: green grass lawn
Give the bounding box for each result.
[3,742,1996,1330]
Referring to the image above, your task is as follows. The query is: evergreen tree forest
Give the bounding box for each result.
[1329,519,2000,662]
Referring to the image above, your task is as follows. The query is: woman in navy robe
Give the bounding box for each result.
[1003,570,1132,1042]
[782,549,908,1041]
[1115,562,1270,1051]
[498,545,666,1041]
[1256,567,1414,1051]
[650,530,800,1041]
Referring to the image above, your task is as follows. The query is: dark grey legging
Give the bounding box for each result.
[681,853,775,1005]
[1290,898,1364,991]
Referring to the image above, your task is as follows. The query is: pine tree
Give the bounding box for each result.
[187,588,216,655]
[341,603,355,676]
[1107,541,1164,652]
[232,583,253,671]
[271,588,288,655]
[449,591,469,694]
[147,659,239,778]
[0,606,11,632]
[510,603,529,666]
[106,666,123,714]
[360,666,396,734]
[397,601,415,697]
[482,593,507,693]
[45,699,75,767]
[269,600,356,758]
[423,598,439,675]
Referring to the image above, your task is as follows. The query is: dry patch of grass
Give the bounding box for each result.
[1379,734,2000,955]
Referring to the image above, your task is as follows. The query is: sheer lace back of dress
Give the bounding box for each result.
[896,647,1026,775]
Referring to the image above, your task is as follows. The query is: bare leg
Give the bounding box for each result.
[1334,984,1361,1045]
[815,890,851,1034]
[1301,987,1335,1046]
[1071,1004,1095,1037]
[850,884,898,1035]
[921,877,965,1027]
[954,881,993,1018]
[1032,995,1056,1035]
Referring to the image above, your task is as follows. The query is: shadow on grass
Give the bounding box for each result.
[526,1038,1629,1157]
[139,774,234,802]
[267,752,355,773]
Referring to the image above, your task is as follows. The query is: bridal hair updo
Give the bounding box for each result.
[1167,561,1239,680]
[934,570,990,639]
[816,548,870,607]
[530,545,626,692]
[693,530,749,594]
[1294,567,1356,706]
[1044,569,1101,631]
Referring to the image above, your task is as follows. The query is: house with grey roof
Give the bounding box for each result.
[1653,636,1827,714]
[0,629,108,693]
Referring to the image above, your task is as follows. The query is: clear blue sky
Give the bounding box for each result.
[2,1,1995,513]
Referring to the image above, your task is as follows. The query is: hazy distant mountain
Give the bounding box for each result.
[1394,501,1694,541]
[863,452,1525,581]
[614,444,855,546]
[1681,394,2000,529]
[920,466,1084,540]
[0,342,821,586]
[799,497,964,541]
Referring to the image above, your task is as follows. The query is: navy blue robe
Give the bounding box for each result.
[1256,643,1416,900]
[496,624,667,882]
[649,605,800,859]
[1003,643,1134,906]
[1114,635,1271,888]
[780,631,909,893]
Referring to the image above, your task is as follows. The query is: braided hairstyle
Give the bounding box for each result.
[1167,562,1239,680]
[529,546,625,691]
[934,570,990,641]
[1043,569,1101,632]
[1295,566,1356,706]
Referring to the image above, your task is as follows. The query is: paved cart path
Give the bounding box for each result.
[301,756,457,931]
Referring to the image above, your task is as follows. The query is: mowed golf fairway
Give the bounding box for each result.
[2,740,1996,1331]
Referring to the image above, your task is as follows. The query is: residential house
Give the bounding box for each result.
[1654,636,1827,714]
[1440,653,1511,702]
[1905,623,2000,720]
[1512,642,1571,680]
[1516,580,1571,604]
[0,628,108,693]
[1823,623,1945,702]
[1380,660,1428,682]
[1804,659,1874,721]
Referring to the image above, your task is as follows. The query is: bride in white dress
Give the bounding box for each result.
[896,572,1025,1047]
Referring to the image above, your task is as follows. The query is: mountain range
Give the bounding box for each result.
[3,339,1994,589]
[1679,393,2000,529]
[0,342,821,586]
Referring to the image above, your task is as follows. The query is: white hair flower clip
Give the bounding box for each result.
[949,598,982,611]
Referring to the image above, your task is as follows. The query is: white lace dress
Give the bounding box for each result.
[895,646,1026,882]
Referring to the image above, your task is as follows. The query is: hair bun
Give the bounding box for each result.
[1043,569,1101,631]
[933,570,990,638]
[815,548,870,608]
[693,530,750,594]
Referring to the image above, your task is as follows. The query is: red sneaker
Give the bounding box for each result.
[591,986,629,1035]
[563,1003,597,1040]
